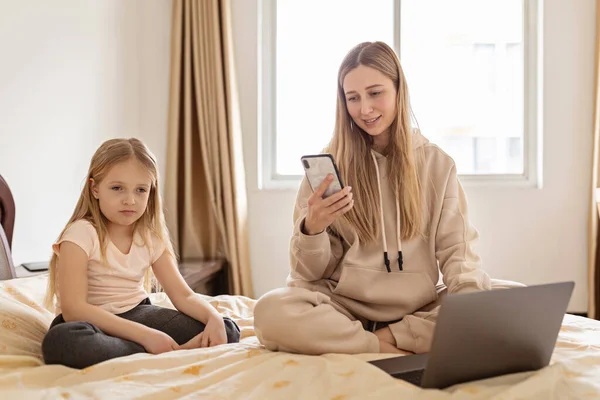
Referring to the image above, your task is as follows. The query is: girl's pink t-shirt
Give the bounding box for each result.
[52,219,166,315]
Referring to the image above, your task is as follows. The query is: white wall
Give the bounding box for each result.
[0,0,172,266]
[231,0,596,312]
[136,1,173,181]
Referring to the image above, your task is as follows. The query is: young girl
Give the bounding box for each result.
[253,41,492,355]
[42,138,240,369]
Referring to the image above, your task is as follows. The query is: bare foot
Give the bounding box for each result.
[179,332,203,350]
[379,340,413,355]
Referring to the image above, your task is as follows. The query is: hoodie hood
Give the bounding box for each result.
[370,129,429,160]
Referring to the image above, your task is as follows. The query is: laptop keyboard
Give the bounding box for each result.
[396,369,425,386]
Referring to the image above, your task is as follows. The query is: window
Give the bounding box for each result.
[261,0,541,187]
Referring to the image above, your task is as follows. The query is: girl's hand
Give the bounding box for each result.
[141,329,179,354]
[303,175,353,235]
[199,316,227,348]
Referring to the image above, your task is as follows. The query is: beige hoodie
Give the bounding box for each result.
[287,131,491,353]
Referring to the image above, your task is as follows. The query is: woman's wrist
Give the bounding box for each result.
[302,219,322,236]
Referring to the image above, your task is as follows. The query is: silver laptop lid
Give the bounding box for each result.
[421,281,574,389]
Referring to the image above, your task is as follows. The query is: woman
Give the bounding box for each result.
[254,41,491,355]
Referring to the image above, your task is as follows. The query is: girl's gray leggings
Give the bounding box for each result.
[41,298,241,369]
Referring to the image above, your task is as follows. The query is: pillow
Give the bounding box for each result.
[0,275,53,360]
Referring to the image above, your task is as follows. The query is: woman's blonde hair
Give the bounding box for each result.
[327,41,422,243]
[44,138,174,308]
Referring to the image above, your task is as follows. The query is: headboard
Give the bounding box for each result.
[0,175,15,250]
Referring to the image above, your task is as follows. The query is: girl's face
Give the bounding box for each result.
[91,158,152,227]
[343,64,397,140]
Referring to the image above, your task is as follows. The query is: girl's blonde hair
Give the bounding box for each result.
[327,41,422,243]
[44,138,175,308]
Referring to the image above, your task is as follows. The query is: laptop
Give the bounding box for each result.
[368,281,574,389]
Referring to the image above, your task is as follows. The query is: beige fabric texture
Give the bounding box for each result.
[0,275,598,399]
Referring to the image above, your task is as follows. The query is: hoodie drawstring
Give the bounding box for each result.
[371,152,403,272]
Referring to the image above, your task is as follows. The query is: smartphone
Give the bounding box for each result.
[21,261,49,272]
[301,154,344,198]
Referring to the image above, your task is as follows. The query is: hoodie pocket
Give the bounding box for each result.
[332,266,437,312]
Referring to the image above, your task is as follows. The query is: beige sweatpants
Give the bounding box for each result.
[253,279,525,355]
[253,286,380,355]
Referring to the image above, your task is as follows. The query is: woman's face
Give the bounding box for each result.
[343,64,397,140]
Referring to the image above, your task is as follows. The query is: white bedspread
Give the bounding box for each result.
[0,275,598,399]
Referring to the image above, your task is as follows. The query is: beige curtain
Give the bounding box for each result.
[588,0,600,320]
[165,0,254,297]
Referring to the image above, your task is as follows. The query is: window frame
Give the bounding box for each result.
[259,0,542,189]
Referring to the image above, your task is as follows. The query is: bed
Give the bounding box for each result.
[0,274,599,399]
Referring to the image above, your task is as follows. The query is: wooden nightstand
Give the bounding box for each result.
[179,259,226,295]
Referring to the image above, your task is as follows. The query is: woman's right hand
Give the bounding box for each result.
[140,329,180,354]
[303,174,354,235]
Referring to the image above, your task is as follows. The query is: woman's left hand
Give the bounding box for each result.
[374,326,396,345]
[374,327,413,355]
[199,315,227,348]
